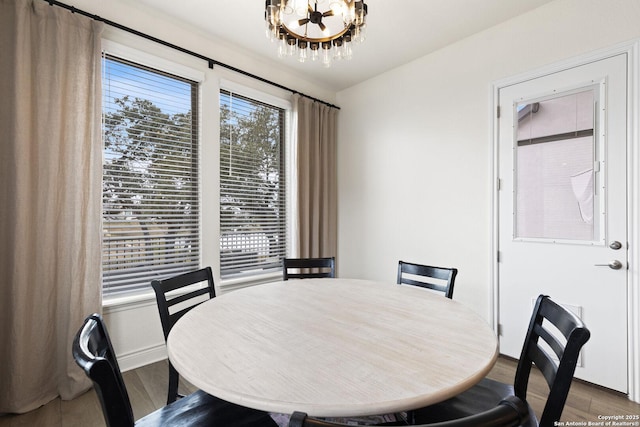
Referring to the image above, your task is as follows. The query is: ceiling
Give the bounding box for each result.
[130,0,556,92]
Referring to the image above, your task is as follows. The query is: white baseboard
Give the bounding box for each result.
[118,343,168,372]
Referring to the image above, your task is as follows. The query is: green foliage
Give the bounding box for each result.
[103,95,195,226]
[103,93,285,275]
[103,95,284,229]
[220,101,284,228]
[219,96,286,273]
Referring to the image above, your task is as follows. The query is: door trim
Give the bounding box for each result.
[490,39,640,402]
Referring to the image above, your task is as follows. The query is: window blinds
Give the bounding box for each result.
[219,90,286,277]
[102,56,199,296]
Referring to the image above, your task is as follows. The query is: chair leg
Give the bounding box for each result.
[168,362,180,404]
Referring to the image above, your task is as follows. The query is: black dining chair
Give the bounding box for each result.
[397,261,457,299]
[283,257,336,280]
[72,313,278,427]
[288,395,529,427]
[151,267,215,404]
[411,294,591,427]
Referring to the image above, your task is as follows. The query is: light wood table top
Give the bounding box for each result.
[167,278,498,418]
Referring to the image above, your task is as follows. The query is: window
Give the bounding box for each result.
[219,90,287,278]
[102,56,199,296]
[515,88,598,242]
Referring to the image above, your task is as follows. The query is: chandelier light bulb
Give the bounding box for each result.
[310,42,320,61]
[344,1,355,25]
[298,40,308,62]
[264,0,367,67]
[343,40,352,60]
[321,41,332,67]
[354,0,365,25]
[332,38,343,60]
[278,36,288,58]
[286,36,296,56]
[266,3,281,27]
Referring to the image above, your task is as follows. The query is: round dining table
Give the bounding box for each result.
[167,278,498,418]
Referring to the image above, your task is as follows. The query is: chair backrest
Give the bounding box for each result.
[72,313,135,427]
[396,261,457,299]
[514,294,591,426]
[151,267,215,340]
[283,257,335,280]
[288,396,529,427]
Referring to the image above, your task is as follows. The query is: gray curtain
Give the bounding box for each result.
[0,0,103,413]
[292,94,338,258]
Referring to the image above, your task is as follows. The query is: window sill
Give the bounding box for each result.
[102,271,283,309]
[102,290,157,312]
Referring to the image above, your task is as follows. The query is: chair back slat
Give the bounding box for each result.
[400,277,450,294]
[156,268,214,293]
[283,257,335,280]
[539,298,583,337]
[165,287,211,310]
[534,322,565,361]
[397,261,457,299]
[527,344,558,391]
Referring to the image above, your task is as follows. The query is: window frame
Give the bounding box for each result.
[217,79,293,289]
[99,40,295,301]
[101,41,205,301]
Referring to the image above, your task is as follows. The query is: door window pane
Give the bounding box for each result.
[515,89,597,241]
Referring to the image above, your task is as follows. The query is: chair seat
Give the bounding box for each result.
[413,378,537,427]
[136,390,279,427]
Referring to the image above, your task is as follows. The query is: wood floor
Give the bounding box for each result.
[0,356,638,426]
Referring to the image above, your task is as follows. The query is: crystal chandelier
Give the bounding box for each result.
[265,0,368,67]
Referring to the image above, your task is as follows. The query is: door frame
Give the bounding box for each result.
[490,40,640,402]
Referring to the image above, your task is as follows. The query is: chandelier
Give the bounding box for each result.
[265,0,368,67]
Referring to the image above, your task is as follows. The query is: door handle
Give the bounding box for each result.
[594,260,624,270]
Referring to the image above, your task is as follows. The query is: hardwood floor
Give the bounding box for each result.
[488,357,640,424]
[0,360,197,427]
[0,356,638,426]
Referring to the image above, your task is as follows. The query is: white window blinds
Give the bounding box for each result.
[102,56,199,296]
[220,90,287,277]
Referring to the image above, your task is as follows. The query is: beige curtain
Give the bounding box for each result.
[292,94,338,258]
[0,0,103,413]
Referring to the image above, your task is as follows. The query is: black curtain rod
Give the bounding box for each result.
[44,0,340,110]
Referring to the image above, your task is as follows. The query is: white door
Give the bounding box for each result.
[497,53,628,392]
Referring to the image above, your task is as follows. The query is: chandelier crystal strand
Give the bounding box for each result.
[265,0,367,67]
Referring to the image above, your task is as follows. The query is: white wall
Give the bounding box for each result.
[335,0,640,320]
